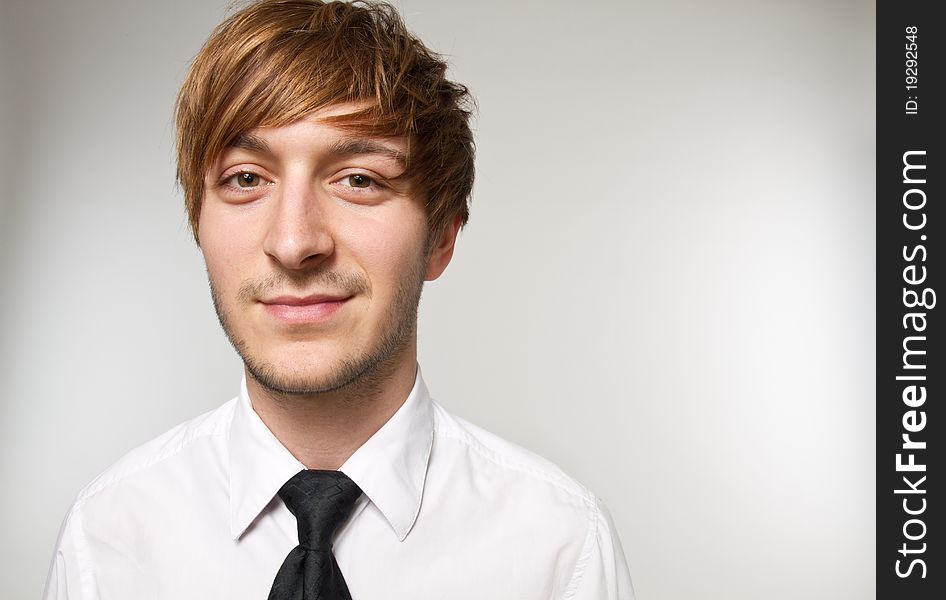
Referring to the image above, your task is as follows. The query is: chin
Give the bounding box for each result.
[244,357,347,395]
[245,342,402,396]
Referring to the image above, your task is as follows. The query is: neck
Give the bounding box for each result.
[246,345,418,470]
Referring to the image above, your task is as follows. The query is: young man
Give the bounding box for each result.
[44,1,633,598]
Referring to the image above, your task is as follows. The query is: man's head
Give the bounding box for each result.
[176,0,475,244]
[175,0,475,396]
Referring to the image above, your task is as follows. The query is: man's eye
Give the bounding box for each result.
[347,174,374,188]
[233,172,261,188]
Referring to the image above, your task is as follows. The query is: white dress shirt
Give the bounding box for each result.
[45,369,634,599]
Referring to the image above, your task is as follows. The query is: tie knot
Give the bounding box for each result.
[278,470,362,550]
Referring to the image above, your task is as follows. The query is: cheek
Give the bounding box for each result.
[198,206,254,294]
[344,210,427,280]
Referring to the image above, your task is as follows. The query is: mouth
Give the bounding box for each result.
[259,293,352,324]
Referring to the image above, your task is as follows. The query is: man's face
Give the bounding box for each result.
[198,103,455,395]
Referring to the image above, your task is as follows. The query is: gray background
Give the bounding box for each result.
[0,0,875,598]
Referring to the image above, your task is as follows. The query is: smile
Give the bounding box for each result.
[259,294,351,324]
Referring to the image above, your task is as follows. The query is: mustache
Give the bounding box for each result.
[236,269,370,304]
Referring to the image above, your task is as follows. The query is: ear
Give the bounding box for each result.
[424,216,463,281]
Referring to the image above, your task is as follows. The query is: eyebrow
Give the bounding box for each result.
[328,138,406,166]
[228,132,270,153]
[226,133,406,167]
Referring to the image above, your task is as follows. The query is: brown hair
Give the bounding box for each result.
[175,0,474,243]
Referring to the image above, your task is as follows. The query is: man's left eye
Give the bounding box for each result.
[346,174,374,188]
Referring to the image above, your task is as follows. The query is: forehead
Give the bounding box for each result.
[221,102,408,165]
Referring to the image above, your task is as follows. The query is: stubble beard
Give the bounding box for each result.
[208,252,426,400]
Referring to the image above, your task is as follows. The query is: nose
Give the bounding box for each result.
[262,180,334,270]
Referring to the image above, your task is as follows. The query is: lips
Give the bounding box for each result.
[260,293,351,324]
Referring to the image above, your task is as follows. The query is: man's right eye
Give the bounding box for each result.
[232,172,261,188]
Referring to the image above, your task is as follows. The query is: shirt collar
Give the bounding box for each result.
[228,367,434,542]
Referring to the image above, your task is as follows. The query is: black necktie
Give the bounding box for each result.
[268,470,363,600]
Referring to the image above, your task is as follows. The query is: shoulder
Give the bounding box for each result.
[430,400,597,509]
[428,400,602,543]
[427,402,632,598]
[46,400,239,597]
[72,398,237,509]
